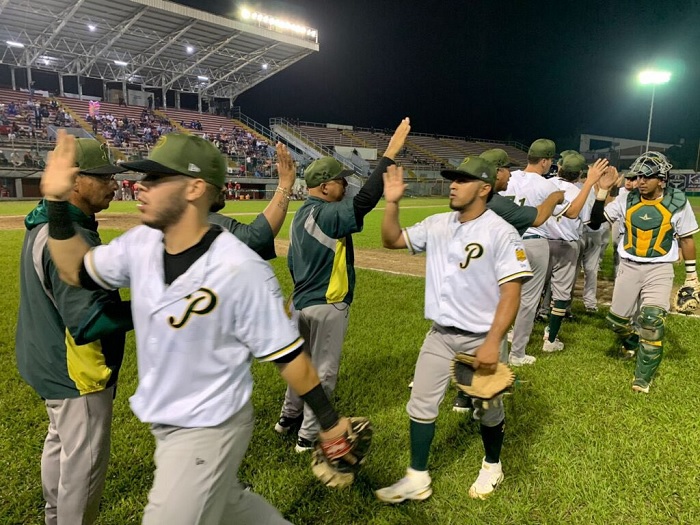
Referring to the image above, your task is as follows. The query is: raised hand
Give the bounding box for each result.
[384,117,411,160]
[383,165,407,203]
[275,142,296,190]
[41,130,79,201]
[598,166,620,191]
[585,158,610,185]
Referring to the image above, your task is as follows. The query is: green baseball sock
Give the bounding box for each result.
[409,420,435,471]
[547,300,568,341]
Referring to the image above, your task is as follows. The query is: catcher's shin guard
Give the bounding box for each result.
[633,306,666,392]
[606,311,639,352]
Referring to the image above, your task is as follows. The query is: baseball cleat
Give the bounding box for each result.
[585,306,598,313]
[274,414,303,435]
[375,468,432,504]
[294,436,315,453]
[632,379,651,394]
[452,391,472,413]
[469,459,504,500]
[542,339,565,353]
[408,381,414,389]
[508,354,536,366]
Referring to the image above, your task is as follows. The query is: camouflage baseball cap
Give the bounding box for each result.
[479,148,515,168]
[560,152,587,172]
[441,157,496,187]
[121,133,227,188]
[557,149,579,165]
[75,139,125,175]
[305,157,354,188]
[528,139,556,159]
[623,171,638,179]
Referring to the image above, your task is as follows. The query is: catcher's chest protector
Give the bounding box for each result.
[623,189,686,258]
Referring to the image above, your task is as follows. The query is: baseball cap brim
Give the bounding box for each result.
[80,164,126,175]
[440,169,490,182]
[119,158,185,175]
[333,169,355,180]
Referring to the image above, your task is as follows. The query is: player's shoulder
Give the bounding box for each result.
[481,209,521,237]
[117,224,162,244]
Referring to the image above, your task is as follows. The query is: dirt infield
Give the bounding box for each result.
[0,213,628,306]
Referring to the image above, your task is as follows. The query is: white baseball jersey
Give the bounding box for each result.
[605,195,699,263]
[500,170,571,238]
[403,209,533,333]
[538,178,593,241]
[85,226,303,427]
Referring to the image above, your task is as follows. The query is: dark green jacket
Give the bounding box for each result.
[15,200,132,399]
[207,212,276,260]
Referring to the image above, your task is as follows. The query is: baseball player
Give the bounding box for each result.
[538,153,605,352]
[41,130,364,524]
[450,148,565,413]
[499,139,602,366]
[208,142,296,260]
[15,139,132,525]
[588,151,699,393]
[376,158,532,502]
[276,118,411,451]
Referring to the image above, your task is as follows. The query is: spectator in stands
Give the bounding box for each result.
[8,102,18,116]
[147,95,153,110]
[23,152,34,168]
[0,150,8,166]
[118,95,127,107]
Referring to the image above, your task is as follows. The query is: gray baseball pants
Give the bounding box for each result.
[577,228,604,308]
[610,259,673,317]
[280,302,350,441]
[42,385,114,525]
[142,402,291,525]
[511,238,550,359]
[408,324,504,426]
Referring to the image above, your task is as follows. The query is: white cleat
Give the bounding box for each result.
[542,339,565,353]
[506,330,513,344]
[508,354,536,366]
[469,459,504,500]
[375,468,432,504]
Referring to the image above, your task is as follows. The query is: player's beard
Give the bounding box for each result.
[142,193,189,231]
[449,193,478,213]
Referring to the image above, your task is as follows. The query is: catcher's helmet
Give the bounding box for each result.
[628,151,672,179]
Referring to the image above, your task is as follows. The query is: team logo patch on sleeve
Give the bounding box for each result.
[515,248,527,262]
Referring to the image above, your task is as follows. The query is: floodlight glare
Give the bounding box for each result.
[6,41,24,48]
[186,45,194,54]
[241,8,251,19]
[262,63,268,70]
[638,70,671,85]
[114,60,128,66]
[197,75,209,81]
[87,24,96,32]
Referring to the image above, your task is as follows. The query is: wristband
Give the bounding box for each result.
[300,383,339,431]
[275,186,291,200]
[596,188,609,200]
[685,260,696,278]
[47,200,76,240]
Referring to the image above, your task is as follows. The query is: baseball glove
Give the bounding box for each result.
[674,286,699,314]
[451,353,515,400]
[311,417,372,489]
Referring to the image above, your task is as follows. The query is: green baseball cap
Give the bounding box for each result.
[623,170,637,179]
[75,139,125,175]
[560,152,587,172]
[441,157,496,187]
[479,148,515,168]
[121,133,227,188]
[528,138,556,159]
[557,149,579,166]
[305,157,354,188]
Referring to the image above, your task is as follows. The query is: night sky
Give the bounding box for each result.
[171,0,700,147]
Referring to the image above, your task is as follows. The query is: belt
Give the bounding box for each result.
[523,235,544,240]
[433,323,480,337]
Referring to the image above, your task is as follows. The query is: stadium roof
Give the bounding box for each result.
[0,0,319,99]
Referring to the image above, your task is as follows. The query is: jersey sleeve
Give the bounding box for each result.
[487,195,537,235]
[604,194,626,224]
[84,229,135,290]
[493,226,533,285]
[208,212,276,260]
[313,199,360,239]
[232,259,303,362]
[675,201,700,237]
[403,218,429,255]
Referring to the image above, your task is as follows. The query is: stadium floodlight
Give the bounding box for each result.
[241,8,251,19]
[6,41,24,48]
[197,75,209,81]
[87,24,96,32]
[261,63,268,70]
[638,69,672,152]
[240,7,317,40]
[186,45,194,54]
[114,60,128,66]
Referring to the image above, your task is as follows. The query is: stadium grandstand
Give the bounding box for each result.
[0,0,529,199]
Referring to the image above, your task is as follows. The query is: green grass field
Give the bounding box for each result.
[1,198,699,524]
